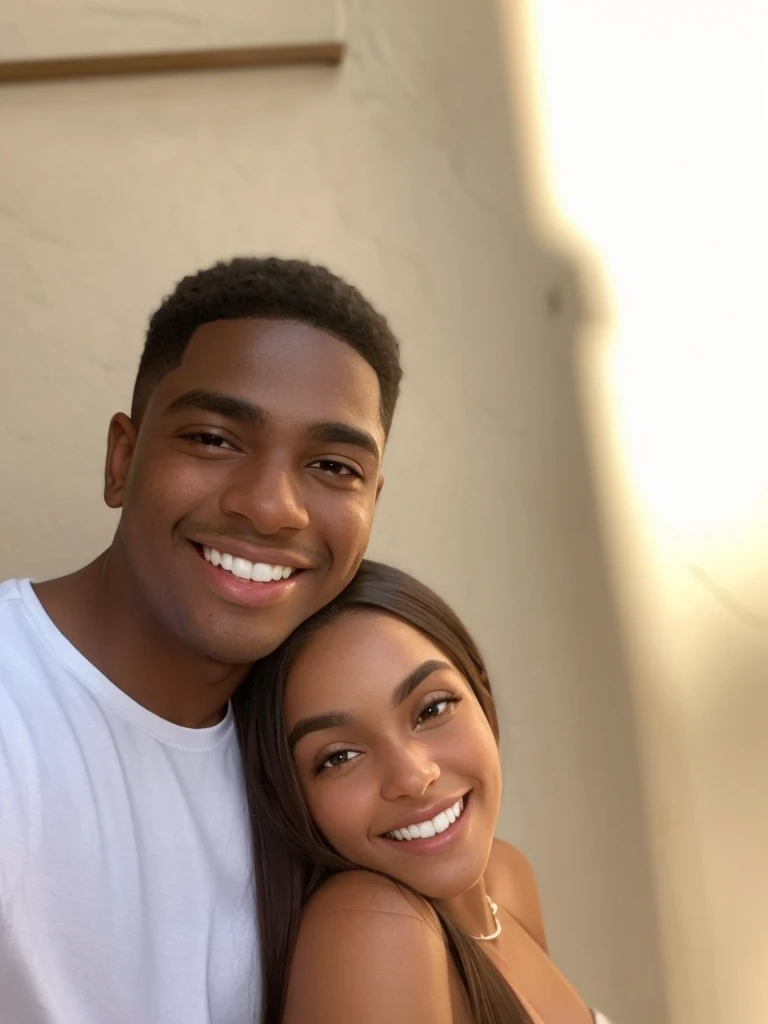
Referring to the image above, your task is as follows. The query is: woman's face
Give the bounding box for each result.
[284,610,502,899]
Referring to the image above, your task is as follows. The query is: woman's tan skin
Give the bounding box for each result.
[280,610,594,1023]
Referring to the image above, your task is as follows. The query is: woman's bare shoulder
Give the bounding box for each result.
[302,869,438,921]
[283,871,454,1024]
[487,839,548,952]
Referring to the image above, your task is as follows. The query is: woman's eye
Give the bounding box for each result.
[318,749,361,772]
[308,459,360,478]
[416,697,458,727]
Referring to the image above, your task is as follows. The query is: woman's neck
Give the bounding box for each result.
[435,875,496,939]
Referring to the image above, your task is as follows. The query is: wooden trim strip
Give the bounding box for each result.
[0,41,345,84]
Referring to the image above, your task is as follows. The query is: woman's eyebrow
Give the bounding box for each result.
[392,659,451,706]
[288,660,452,751]
[288,711,354,751]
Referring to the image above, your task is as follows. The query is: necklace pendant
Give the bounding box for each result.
[473,895,502,941]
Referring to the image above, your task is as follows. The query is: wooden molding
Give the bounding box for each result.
[0,41,345,84]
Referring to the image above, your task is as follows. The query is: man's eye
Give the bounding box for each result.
[317,750,360,773]
[184,433,238,451]
[309,459,360,477]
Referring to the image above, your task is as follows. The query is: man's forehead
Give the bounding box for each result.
[150,318,385,443]
[180,318,361,369]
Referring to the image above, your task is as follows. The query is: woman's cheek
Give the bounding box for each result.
[307,785,361,854]
[335,783,378,856]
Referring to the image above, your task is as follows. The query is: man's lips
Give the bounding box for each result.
[189,538,316,571]
[191,542,308,608]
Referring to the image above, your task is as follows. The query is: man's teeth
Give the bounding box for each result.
[203,547,296,583]
[387,798,464,841]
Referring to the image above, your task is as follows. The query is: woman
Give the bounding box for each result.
[235,561,615,1024]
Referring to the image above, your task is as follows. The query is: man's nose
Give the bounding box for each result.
[219,459,310,534]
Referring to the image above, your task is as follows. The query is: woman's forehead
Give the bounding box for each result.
[284,612,454,716]
[300,610,444,668]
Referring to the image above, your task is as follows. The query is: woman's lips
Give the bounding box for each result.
[379,791,473,855]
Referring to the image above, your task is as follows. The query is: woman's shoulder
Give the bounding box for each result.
[283,871,456,1024]
[302,868,439,922]
[486,838,548,952]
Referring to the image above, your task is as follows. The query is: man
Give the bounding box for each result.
[0,257,402,1023]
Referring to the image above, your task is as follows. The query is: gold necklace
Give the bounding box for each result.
[472,895,502,941]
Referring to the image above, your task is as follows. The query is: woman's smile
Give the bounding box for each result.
[382,792,467,841]
[376,791,475,857]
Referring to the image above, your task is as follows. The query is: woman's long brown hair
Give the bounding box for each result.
[233,560,534,1024]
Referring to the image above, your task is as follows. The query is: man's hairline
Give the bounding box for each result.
[130,315,392,438]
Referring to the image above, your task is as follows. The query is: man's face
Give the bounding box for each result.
[106,318,386,664]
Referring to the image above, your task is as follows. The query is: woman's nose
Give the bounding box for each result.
[379,741,441,801]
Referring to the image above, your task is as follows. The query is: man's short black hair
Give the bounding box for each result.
[132,256,402,435]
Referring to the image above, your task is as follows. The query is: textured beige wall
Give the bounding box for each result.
[0,0,339,60]
[0,2,666,1021]
[524,3,768,1023]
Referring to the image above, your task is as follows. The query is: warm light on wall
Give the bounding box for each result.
[503,2,768,1022]
[515,0,768,549]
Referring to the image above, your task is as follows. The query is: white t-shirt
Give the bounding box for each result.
[0,579,258,1024]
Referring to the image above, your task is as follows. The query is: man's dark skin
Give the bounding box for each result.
[35,317,387,728]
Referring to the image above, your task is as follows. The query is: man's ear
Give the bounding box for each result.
[375,474,385,503]
[104,413,138,509]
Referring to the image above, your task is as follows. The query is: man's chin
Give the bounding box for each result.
[184,617,295,668]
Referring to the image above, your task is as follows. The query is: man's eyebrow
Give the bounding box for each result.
[164,389,263,426]
[288,712,355,751]
[288,660,452,750]
[392,660,452,706]
[306,421,381,462]
[163,392,381,460]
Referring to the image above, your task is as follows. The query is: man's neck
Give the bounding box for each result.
[33,551,250,728]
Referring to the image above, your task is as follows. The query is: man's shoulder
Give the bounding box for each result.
[0,578,41,665]
[0,576,28,611]
[0,577,50,666]
[0,577,68,719]
[0,581,53,889]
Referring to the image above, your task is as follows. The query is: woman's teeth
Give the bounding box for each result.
[386,797,464,841]
[203,547,295,583]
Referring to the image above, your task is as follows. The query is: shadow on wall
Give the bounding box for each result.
[372,2,670,1022]
[661,577,768,1024]
[695,631,768,1024]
